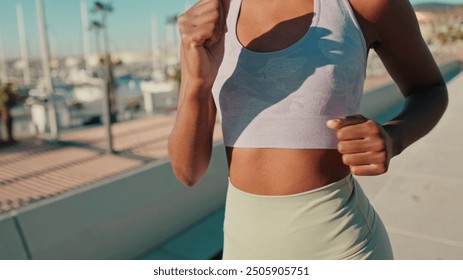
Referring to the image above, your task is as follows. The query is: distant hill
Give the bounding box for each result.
[413,3,463,12]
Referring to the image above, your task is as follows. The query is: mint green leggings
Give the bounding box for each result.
[223,174,393,260]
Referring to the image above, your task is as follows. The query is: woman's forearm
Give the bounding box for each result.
[384,83,449,158]
[168,79,216,187]
[169,0,228,186]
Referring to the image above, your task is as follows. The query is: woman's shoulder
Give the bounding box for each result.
[348,0,420,47]
[349,0,410,22]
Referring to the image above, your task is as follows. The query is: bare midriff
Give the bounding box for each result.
[226,147,350,195]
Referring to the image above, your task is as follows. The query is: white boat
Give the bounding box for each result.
[140,78,179,113]
[141,15,180,114]
[67,69,104,103]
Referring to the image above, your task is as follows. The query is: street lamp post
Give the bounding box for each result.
[91,1,114,153]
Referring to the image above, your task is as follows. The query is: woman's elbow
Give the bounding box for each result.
[168,148,208,188]
[440,84,449,112]
[432,83,449,117]
[172,167,200,187]
[171,162,209,187]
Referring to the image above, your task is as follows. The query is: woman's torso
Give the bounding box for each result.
[218,0,367,194]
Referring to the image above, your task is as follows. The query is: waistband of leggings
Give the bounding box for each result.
[227,173,354,200]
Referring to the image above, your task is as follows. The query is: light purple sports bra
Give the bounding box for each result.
[211,0,367,149]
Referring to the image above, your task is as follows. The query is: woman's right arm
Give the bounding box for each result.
[168,0,230,186]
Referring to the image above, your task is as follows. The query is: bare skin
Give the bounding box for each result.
[169,0,448,194]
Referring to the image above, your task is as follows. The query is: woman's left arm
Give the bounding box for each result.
[327,0,448,176]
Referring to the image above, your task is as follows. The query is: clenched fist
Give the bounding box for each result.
[327,114,395,176]
[178,0,231,87]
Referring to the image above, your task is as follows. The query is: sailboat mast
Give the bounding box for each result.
[16,2,31,85]
[36,0,59,139]
[80,0,93,75]
[0,27,8,83]
[151,15,160,73]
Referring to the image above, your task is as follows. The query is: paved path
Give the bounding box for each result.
[0,112,223,214]
[357,71,463,259]
[0,140,144,213]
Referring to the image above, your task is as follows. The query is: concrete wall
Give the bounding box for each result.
[360,82,402,121]
[0,143,228,260]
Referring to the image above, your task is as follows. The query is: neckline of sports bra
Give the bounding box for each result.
[232,0,321,57]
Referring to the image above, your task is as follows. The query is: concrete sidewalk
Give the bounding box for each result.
[357,71,463,259]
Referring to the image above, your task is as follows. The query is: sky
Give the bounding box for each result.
[0,0,462,59]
